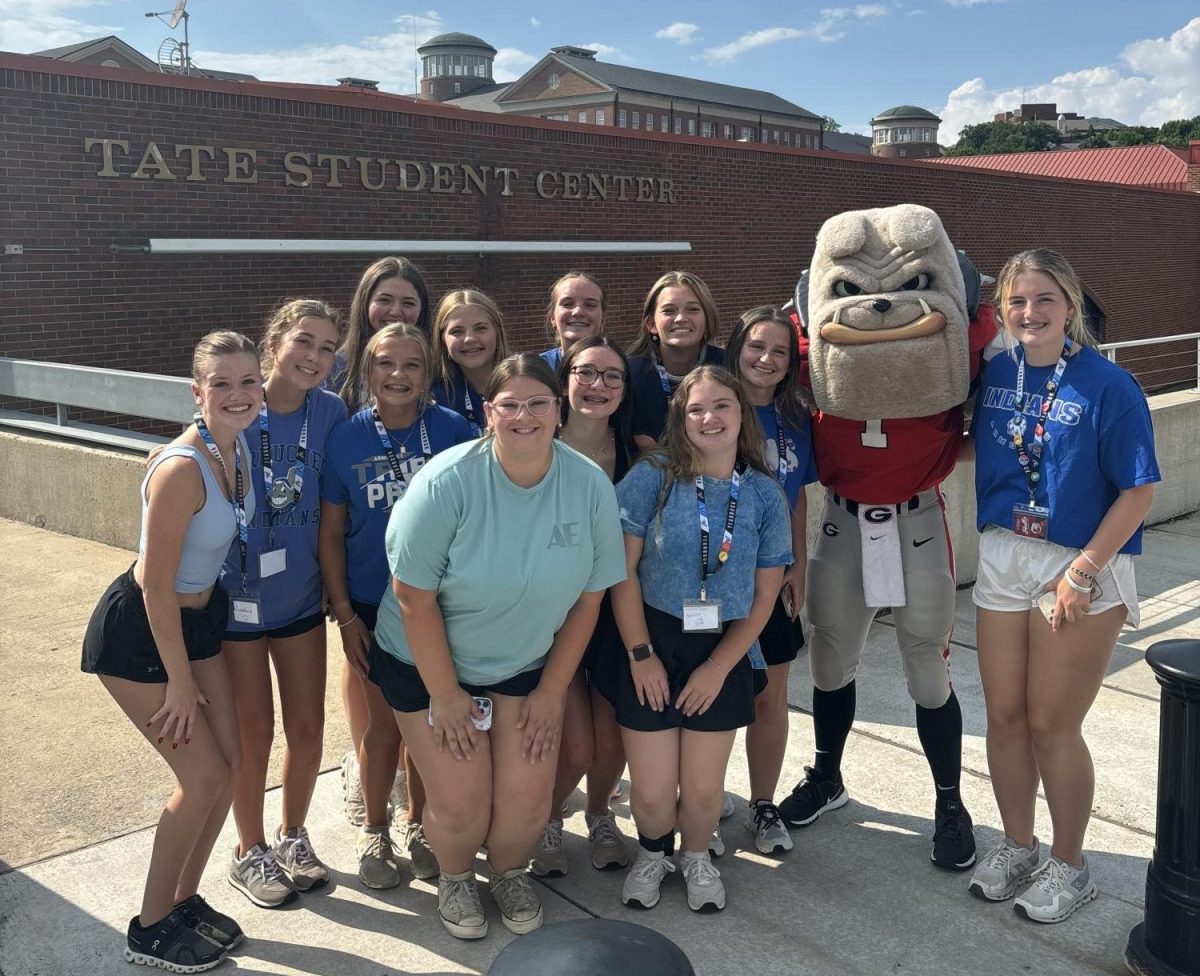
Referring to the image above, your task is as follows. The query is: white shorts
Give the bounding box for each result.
[972,525,1141,628]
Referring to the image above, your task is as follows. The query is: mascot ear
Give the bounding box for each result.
[793,271,811,337]
[955,249,982,317]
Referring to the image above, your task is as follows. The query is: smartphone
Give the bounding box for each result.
[427,696,493,731]
[781,582,796,620]
[1035,590,1057,624]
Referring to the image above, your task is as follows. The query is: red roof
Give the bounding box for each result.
[925,144,1192,191]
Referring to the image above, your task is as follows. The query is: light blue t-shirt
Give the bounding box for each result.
[616,458,793,621]
[755,403,819,510]
[320,404,473,606]
[375,439,627,684]
[222,389,346,629]
[973,345,1161,554]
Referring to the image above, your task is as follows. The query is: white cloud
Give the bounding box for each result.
[938,17,1200,143]
[0,0,120,52]
[702,6,886,61]
[656,22,701,45]
[582,40,630,62]
[493,47,538,81]
[943,0,1007,7]
[530,16,540,28]
[702,27,806,63]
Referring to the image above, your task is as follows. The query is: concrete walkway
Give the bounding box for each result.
[2,514,1198,975]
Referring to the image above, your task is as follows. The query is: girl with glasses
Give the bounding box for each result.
[320,324,472,891]
[604,366,792,913]
[529,337,637,878]
[372,354,625,940]
[539,271,607,371]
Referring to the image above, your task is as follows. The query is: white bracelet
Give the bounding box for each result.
[1063,573,1092,594]
[1080,551,1103,572]
[336,613,360,629]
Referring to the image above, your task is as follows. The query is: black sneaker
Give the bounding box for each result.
[931,799,977,870]
[777,766,849,827]
[175,894,244,951]
[125,909,227,973]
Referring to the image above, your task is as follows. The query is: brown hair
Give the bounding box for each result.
[480,353,562,439]
[994,248,1095,352]
[628,270,721,359]
[544,270,607,341]
[430,289,511,399]
[358,323,433,410]
[340,256,431,409]
[724,305,806,431]
[192,330,259,383]
[260,298,341,378]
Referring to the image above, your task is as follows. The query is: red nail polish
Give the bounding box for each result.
[172,743,177,750]
[157,737,163,743]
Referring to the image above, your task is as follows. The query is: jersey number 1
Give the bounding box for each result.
[860,420,888,448]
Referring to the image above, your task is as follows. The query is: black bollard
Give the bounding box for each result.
[488,918,694,976]
[1126,639,1200,976]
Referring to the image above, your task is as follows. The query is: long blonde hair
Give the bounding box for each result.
[994,248,1096,353]
[629,270,721,359]
[430,289,511,399]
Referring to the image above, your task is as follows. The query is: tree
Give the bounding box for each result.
[945,120,1061,156]
[822,115,841,132]
[1109,126,1157,147]
[1156,116,1200,148]
[1077,127,1111,150]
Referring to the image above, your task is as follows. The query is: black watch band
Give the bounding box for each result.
[628,642,653,662]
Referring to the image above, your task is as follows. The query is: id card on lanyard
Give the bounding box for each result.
[256,394,310,578]
[1009,340,1071,540]
[683,467,741,633]
[195,416,261,625]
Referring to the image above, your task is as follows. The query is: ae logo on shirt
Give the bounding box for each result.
[548,522,581,548]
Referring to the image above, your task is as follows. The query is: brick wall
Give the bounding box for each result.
[3,54,1199,396]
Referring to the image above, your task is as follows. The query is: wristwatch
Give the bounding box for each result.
[628,642,653,663]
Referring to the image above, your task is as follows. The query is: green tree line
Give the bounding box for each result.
[945,116,1200,156]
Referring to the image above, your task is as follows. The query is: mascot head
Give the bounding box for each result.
[806,204,969,420]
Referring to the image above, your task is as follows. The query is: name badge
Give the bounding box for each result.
[231,594,263,626]
[682,599,722,633]
[1012,503,1050,540]
[259,548,287,578]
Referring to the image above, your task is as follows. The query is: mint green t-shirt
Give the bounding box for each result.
[374,439,627,685]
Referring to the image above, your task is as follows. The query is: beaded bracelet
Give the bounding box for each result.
[1069,565,1096,582]
[336,613,360,629]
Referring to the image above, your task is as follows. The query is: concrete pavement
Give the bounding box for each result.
[2,514,1198,975]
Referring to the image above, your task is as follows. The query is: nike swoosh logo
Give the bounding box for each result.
[914,537,934,547]
[869,534,884,541]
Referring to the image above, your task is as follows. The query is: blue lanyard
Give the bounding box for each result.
[695,466,741,599]
[195,416,249,592]
[372,408,431,509]
[1008,339,1072,505]
[461,385,481,437]
[769,404,787,485]
[258,392,309,514]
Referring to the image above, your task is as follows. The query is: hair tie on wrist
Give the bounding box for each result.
[337,613,360,629]
[707,656,729,674]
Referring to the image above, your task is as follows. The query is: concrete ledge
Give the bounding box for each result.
[2,389,1197,577]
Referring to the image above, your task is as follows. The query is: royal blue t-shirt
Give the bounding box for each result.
[755,402,819,510]
[973,345,1161,554]
[540,347,564,371]
[222,388,347,630]
[320,404,473,606]
[629,344,724,441]
[616,459,792,621]
[430,369,485,437]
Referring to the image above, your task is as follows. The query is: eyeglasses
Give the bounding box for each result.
[570,365,626,389]
[488,396,559,419]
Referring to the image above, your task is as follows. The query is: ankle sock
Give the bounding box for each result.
[638,830,675,856]
[916,690,964,806]
[812,681,856,780]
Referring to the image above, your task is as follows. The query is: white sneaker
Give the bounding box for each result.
[621,848,676,909]
[745,800,793,855]
[340,750,365,827]
[489,866,544,935]
[1014,855,1097,923]
[708,825,725,858]
[968,837,1041,902]
[529,818,567,877]
[680,851,725,912]
[438,870,488,940]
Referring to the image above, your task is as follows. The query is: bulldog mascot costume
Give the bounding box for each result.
[779,204,997,870]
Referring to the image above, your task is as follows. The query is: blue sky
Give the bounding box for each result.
[4,1,1198,143]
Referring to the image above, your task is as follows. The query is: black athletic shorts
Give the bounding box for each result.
[758,593,805,667]
[351,598,380,633]
[367,636,544,713]
[223,610,326,643]
[81,564,228,683]
[598,603,766,733]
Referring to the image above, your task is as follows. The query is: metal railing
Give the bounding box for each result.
[1100,332,1200,392]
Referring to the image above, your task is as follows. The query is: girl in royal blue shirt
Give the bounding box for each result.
[966,249,1160,923]
[428,289,511,436]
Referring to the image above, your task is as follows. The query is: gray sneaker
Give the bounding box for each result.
[340,750,365,827]
[681,851,725,912]
[746,800,793,855]
[721,792,736,820]
[272,825,328,891]
[490,867,544,934]
[1014,855,1097,923]
[586,811,629,870]
[356,825,402,890]
[438,870,488,940]
[621,848,676,909]
[969,837,1042,901]
[708,825,725,858]
[529,818,567,877]
[228,842,296,908]
[404,821,440,881]
[388,770,409,824]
